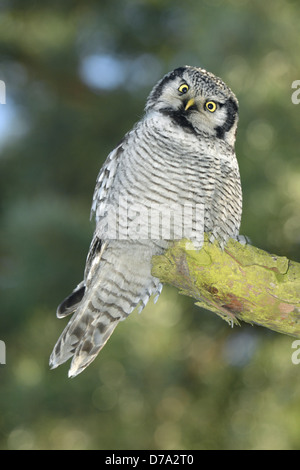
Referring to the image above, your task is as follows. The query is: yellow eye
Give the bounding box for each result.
[205,101,217,112]
[178,83,189,94]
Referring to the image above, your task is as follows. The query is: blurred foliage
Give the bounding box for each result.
[0,0,300,450]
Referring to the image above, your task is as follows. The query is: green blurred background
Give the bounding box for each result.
[0,0,300,450]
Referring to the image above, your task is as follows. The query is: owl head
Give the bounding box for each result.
[145,66,239,147]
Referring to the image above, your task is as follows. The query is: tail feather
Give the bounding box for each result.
[68,319,119,377]
[56,281,86,318]
[50,242,163,377]
[50,298,122,376]
[50,304,93,369]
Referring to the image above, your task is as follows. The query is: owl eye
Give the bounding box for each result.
[178,83,189,94]
[205,101,217,112]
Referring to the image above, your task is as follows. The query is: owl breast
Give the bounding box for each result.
[98,111,242,248]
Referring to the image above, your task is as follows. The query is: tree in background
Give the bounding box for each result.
[0,0,300,450]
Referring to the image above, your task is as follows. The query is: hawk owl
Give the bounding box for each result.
[50,66,242,377]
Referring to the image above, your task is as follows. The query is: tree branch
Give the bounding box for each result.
[152,237,300,337]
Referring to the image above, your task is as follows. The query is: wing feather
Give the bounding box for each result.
[90,139,125,222]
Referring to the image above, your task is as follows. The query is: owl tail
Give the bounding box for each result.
[50,242,162,377]
[49,297,121,378]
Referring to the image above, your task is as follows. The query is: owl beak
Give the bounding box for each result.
[184,98,196,111]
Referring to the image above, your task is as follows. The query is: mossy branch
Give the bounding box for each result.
[151,237,300,338]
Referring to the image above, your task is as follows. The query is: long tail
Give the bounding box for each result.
[49,242,162,377]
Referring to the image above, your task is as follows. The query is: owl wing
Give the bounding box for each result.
[85,137,127,281]
[56,139,125,319]
[90,138,125,223]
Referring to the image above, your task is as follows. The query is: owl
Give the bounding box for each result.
[49,66,242,377]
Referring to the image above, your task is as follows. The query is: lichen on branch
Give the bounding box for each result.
[151,237,300,337]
